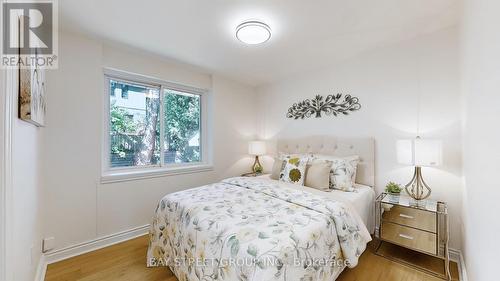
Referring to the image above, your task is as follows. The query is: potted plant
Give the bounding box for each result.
[385,182,402,194]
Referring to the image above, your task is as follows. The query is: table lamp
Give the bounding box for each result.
[248,141,266,173]
[396,137,442,200]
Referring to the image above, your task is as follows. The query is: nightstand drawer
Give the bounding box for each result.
[382,205,436,233]
[381,222,437,255]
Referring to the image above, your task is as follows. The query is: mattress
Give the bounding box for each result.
[256,174,375,233]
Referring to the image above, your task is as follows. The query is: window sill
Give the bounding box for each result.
[100,164,214,184]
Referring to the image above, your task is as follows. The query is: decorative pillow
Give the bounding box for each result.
[279,156,309,185]
[273,153,312,180]
[304,161,333,191]
[313,155,360,192]
[270,157,285,180]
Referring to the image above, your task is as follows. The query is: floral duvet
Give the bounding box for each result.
[147,177,371,281]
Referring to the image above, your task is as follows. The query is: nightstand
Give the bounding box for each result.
[375,193,450,280]
[240,172,263,177]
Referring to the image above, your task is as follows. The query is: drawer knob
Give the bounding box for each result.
[399,213,414,219]
[399,234,414,240]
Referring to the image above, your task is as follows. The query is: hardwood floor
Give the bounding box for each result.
[45,235,459,281]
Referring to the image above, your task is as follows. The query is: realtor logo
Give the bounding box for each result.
[1,0,58,68]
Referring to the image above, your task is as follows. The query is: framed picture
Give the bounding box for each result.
[19,48,47,127]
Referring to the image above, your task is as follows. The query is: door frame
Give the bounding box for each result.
[1,1,14,279]
[1,67,15,281]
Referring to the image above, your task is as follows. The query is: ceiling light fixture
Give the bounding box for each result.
[236,21,271,45]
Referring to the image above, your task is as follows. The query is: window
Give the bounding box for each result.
[103,69,211,182]
[164,89,201,164]
[109,79,160,168]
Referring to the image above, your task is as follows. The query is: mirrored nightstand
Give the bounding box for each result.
[375,192,450,280]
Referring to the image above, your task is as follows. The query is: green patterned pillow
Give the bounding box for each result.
[313,155,360,192]
[328,156,359,192]
[279,156,309,185]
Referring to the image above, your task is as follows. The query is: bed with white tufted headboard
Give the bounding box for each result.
[277,136,375,187]
[148,136,375,280]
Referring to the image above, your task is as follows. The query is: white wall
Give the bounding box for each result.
[1,67,45,281]
[0,68,6,281]
[257,28,463,249]
[461,1,500,280]
[42,31,257,251]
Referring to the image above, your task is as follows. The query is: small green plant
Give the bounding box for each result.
[385,182,402,194]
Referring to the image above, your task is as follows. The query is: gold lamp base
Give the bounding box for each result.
[404,166,431,200]
[252,156,263,173]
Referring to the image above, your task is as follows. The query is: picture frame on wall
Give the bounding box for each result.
[19,48,47,127]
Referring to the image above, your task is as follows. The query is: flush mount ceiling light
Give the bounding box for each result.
[236,21,271,45]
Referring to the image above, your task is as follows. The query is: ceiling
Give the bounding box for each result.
[59,0,460,87]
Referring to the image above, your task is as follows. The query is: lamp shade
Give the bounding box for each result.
[396,138,442,167]
[248,141,266,156]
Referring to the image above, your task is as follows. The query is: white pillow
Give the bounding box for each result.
[270,157,285,180]
[304,161,333,191]
[313,155,360,192]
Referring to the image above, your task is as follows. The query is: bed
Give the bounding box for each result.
[147,136,375,281]
[255,174,375,234]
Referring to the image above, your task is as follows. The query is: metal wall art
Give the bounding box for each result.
[286,94,361,119]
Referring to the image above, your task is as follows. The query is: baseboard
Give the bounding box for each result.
[44,224,150,265]
[449,248,467,281]
[34,254,47,281]
[35,224,150,280]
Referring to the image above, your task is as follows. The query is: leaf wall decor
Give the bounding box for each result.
[286,94,361,119]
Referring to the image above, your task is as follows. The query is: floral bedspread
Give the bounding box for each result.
[147,177,371,281]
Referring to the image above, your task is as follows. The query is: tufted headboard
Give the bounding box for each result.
[277,136,375,187]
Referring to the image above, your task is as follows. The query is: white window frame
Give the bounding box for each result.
[101,68,212,184]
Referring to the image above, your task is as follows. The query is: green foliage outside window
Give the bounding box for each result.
[110,102,138,158]
[110,103,137,133]
[164,91,201,163]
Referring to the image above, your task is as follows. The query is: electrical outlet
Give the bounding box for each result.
[42,237,55,253]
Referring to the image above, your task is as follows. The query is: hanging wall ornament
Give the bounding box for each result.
[286,94,361,119]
